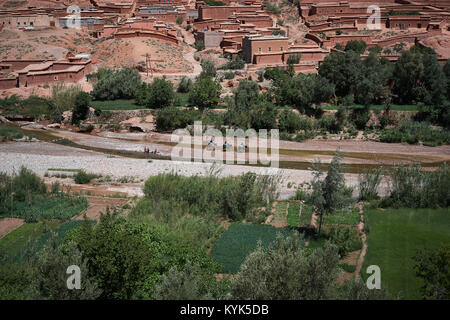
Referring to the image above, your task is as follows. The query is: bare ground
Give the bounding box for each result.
[0,218,25,239]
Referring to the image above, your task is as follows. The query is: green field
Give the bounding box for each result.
[361,208,450,299]
[287,202,300,227]
[299,204,313,226]
[210,223,297,273]
[321,104,418,112]
[90,99,146,111]
[2,196,89,222]
[323,208,360,226]
[0,221,60,263]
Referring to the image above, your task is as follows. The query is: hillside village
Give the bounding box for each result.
[0,0,449,304]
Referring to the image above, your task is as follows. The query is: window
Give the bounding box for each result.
[54,76,58,80]
[258,47,261,52]
[69,75,73,79]
[268,47,271,52]
[30,22,33,27]
[24,22,26,25]
[280,46,283,51]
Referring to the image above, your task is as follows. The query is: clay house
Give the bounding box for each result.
[242,35,290,65]
[0,57,92,89]
[386,15,431,30]
[136,5,187,23]
[0,13,56,29]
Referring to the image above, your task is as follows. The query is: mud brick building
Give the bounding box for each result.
[0,57,92,89]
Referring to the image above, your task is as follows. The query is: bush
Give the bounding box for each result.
[218,57,245,70]
[142,172,278,222]
[135,78,175,108]
[194,40,205,51]
[176,16,183,25]
[156,107,201,131]
[223,71,235,80]
[189,76,221,110]
[326,226,361,257]
[0,125,24,142]
[90,68,141,101]
[177,76,193,93]
[358,167,383,201]
[74,170,100,184]
[71,92,91,125]
[382,163,450,208]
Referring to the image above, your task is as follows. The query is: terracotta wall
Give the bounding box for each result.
[0,78,17,89]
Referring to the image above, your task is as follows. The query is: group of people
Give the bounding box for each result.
[207,138,247,152]
[144,146,158,155]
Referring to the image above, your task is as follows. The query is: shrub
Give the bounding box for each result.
[194,40,205,51]
[358,167,383,201]
[177,76,193,93]
[74,170,100,184]
[217,56,245,70]
[0,125,24,142]
[71,92,91,125]
[287,53,301,65]
[176,16,183,25]
[223,71,235,80]
[90,68,141,101]
[383,163,450,208]
[155,107,201,131]
[326,226,361,257]
[135,78,175,108]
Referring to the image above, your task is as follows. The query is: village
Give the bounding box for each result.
[0,0,449,304]
[0,0,450,92]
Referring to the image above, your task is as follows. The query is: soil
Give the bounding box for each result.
[73,196,129,221]
[0,217,25,239]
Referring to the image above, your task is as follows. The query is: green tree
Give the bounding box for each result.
[345,40,367,55]
[392,50,424,104]
[413,244,450,300]
[153,262,228,300]
[189,76,221,110]
[51,82,82,122]
[177,76,193,93]
[200,59,216,78]
[309,151,353,237]
[91,68,141,100]
[230,234,340,299]
[137,78,175,109]
[319,51,362,98]
[71,92,91,125]
[29,233,101,300]
[234,79,260,110]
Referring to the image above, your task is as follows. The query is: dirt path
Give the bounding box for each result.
[355,203,368,280]
[0,218,25,239]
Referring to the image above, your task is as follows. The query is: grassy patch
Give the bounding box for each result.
[324,208,360,226]
[210,223,297,273]
[299,204,313,226]
[287,202,300,227]
[3,196,89,222]
[0,124,24,141]
[339,263,357,273]
[361,208,450,299]
[174,93,191,107]
[0,221,60,263]
[90,99,146,111]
